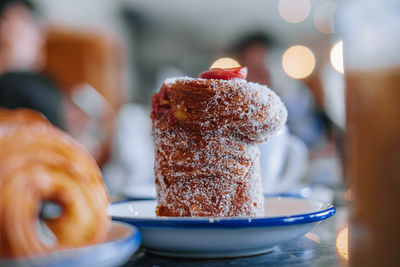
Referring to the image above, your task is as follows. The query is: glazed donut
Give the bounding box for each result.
[151,67,287,217]
[0,108,110,259]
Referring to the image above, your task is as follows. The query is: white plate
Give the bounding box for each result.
[109,197,335,258]
[0,221,141,267]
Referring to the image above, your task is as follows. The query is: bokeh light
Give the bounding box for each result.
[210,57,241,69]
[336,227,349,261]
[330,40,344,74]
[279,0,311,23]
[282,45,315,79]
[313,2,337,34]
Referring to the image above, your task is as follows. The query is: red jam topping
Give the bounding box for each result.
[197,67,248,80]
[151,83,176,125]
[151,67,248,124]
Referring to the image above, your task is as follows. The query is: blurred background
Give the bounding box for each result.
[0,0,345,199]
[3,0,400,265]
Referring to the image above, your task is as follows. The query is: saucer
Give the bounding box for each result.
[109,197,335,258]
[0,221,141,267]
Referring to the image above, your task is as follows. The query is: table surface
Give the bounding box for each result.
[122,207,348,267]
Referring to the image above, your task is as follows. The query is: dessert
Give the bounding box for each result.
[0,108,110,259]
[151,67,287,217]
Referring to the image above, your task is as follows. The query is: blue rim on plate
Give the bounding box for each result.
[0,221,142,267]
[111,197,336,229]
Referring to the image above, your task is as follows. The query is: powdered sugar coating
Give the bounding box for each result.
[163,77,287,142]
[152,77,287,217]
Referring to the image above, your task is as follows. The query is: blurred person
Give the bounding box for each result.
[0,0,43,72]
[232,32,273,86]
[0,0,114,167]
[0,0,65,129]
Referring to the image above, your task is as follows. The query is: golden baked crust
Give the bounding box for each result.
[151,77,287,217]
[0,108,110,259]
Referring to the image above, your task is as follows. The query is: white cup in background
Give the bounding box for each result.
[258,126,308,194]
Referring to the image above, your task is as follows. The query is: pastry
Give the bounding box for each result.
[151,67,287,217]
[0,108,110,259]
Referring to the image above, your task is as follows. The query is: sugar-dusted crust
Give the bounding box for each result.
[151,77,287,217]
[0,108,110,259]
